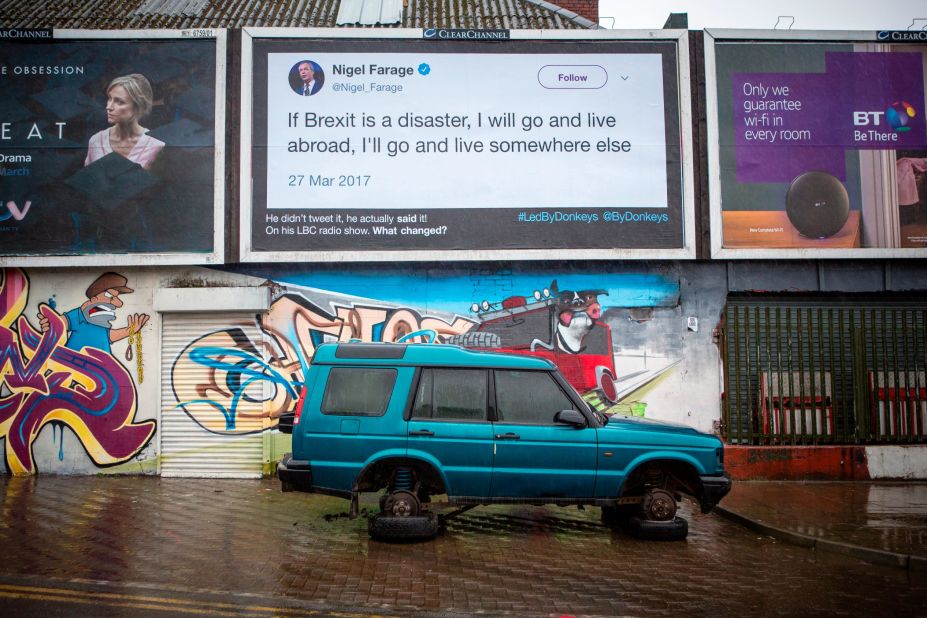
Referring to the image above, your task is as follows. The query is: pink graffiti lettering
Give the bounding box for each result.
[0,268,155,475]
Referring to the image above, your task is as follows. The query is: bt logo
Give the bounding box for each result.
[886,100,916,132]
[853,101,916,132]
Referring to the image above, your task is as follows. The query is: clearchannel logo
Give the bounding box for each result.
[423,28,510,40]
[877,30,927,42]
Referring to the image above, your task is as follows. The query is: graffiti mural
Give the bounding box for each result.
[445,280,620,401]
[0,268,154,475]
[170,268,684,433]
[170,324,299,434]
[170,292,477,433]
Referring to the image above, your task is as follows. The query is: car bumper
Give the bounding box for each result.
[277,453,313,492]
[699,471,733,513]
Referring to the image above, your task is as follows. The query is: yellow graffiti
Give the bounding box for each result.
[0,269,155,475]
[171,294,476,433]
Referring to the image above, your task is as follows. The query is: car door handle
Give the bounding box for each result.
[409,429,435,437]
[495,433,520,440]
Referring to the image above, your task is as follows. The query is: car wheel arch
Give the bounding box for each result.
[353,455,448,496]
[617,456,704,502]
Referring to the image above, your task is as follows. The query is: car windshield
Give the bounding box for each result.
[557,374,607,425]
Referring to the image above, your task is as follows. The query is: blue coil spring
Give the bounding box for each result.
[392,468,414,491]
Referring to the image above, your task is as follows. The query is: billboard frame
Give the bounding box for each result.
[0,28,227,267]
[239,27,696,262]
[705,28,927,259]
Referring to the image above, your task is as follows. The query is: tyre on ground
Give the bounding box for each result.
[623,515,688,541]
[367,512,440,541]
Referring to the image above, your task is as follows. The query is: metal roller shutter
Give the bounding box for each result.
[160,313,266,478]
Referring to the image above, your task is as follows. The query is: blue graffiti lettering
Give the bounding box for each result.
[179,347,299,431]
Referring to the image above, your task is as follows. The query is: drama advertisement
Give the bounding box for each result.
[244,34,692,260]
[0,32,222,261]
[710,34,927,255]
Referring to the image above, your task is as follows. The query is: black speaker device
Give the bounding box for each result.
[785,171,850,239]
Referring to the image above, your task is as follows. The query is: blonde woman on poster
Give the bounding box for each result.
[85,73,165,170]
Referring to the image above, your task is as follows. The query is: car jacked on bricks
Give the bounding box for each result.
[278,343,731,541]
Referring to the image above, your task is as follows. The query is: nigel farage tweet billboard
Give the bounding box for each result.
[706,30,927,258]
[0,30,226,266]
[241,30,695,261]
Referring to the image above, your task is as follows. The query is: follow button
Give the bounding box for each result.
[537,65,607,89]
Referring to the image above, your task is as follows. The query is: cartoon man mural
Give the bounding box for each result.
[1,268,156,475]
[38,272,149,352]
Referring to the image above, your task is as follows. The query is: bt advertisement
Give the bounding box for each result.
[709,35,927,255]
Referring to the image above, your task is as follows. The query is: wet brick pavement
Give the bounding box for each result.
[1,476,926,616]
[722,481,927,560]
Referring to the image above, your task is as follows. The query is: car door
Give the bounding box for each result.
[490,369,597,499]
[303,365,412,492]
[406,368,494,498]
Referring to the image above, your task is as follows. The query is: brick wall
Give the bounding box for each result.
[556,0,597,23]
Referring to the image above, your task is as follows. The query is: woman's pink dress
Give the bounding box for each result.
[85,129,165,170]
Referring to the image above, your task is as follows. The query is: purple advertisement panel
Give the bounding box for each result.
[732,53,927,184]
[733,72,842,182]
[716,42,927,252]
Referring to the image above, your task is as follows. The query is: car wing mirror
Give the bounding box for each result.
[554,409,587,428]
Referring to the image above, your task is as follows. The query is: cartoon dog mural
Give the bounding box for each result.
[553,286,607,354]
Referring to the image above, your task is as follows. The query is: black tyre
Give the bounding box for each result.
[368,513,440,541]
[443,331,501,349]
[624,515,688,541]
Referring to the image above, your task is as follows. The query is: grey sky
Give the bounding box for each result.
[597,1,927,30]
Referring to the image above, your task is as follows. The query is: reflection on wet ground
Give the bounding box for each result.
[722,481,927,557]
[1,476,925,615]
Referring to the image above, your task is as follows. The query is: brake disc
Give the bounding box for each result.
[383,490,420,517]
[641,488,677,521]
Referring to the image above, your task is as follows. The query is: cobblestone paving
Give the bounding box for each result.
[1,476,925,616]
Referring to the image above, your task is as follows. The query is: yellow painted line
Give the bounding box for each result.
[0,584,385,617]
[0,590,247,616]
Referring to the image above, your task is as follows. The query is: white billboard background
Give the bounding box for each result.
[265,52,668,210]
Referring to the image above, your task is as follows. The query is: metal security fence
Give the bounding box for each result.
[722,296,927,445]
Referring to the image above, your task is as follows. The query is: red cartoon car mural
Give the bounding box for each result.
[446,281,619,402]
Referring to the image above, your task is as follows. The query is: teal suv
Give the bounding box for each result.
[278,343,731,541]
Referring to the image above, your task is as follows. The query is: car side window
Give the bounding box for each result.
[321,367,396,416]
[494,370,575,425]
[411,368,488,421]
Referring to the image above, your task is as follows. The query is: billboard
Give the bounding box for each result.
[0,30,226,265]
[241,29,695,262]
[706,30,927,258]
